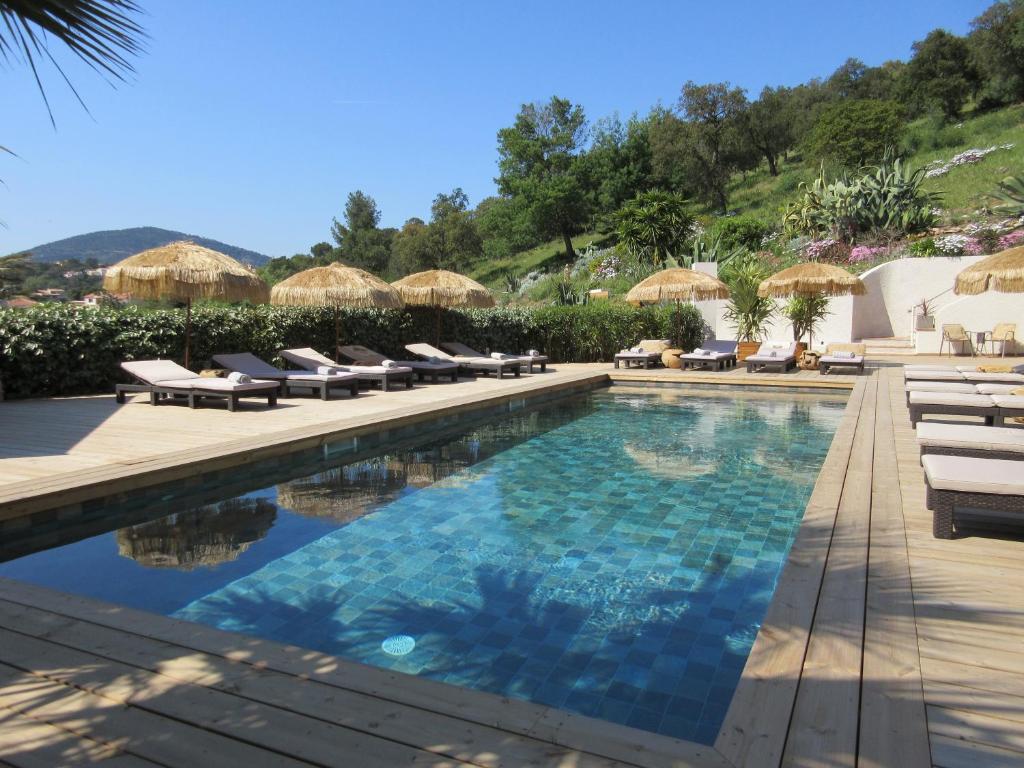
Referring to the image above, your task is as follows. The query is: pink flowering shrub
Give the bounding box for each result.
[999,229,1024,250]
[803,238,851,263]
[848,245,888,263]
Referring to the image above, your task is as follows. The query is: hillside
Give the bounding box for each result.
[12,227,271,266]
[476,104,1024,292]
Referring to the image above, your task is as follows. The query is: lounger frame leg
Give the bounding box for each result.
[928,486,955,539]
[227,394,238,412]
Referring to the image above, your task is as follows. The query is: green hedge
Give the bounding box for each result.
[0,302,708,398]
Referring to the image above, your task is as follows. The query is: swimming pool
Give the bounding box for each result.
[0,386,846,745]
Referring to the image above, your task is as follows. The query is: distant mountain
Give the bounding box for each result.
[12,227,271,266]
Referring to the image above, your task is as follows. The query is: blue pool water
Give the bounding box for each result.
[0,387,845,744]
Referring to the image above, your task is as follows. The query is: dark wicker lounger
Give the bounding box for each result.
[907,392,999,427]
[441,342,549,373]
[916,422,1024,462]
[677,340,738,371]
[406,343,521,379]
[117,360,279,411]
[280,348,415,392]
[339,345,459,383]
[923,454,1024,538]
[213,353,360,400]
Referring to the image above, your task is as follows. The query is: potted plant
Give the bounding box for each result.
[914,297,935,331]
[722,255,776,361]
[783,295,832,355]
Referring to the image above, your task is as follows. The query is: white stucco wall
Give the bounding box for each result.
[690,255,1023,352]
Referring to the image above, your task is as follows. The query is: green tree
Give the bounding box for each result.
[905,29,979,119]
[742,86,795,176]
[0,252,31,297]
[474,195,538,261]
[427,188,483,271]
[330,191,395,275]
[496,96,592,259]
[582,114,653,218]
[676,81,748,212]
[613,191,694,266]
[969,0,1024,104]
[805,99,904,168]
[389,218,432,276]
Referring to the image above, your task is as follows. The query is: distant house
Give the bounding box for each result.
[73,292,130,308]
[32,288,66,300]
[0,296,39,309]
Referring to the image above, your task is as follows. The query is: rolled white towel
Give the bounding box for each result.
[632,346,644,353]
[527,348,540,357]
[316,365,344,375]
[692,347,705,355]
[381,359,397,368]
[227,371,252,383]
[491,352,515,360]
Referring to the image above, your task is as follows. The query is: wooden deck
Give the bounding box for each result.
[1,359,1022,766]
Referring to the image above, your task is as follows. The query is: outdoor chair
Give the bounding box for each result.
[989,323,1016,357]
[744,341,798,373]
[405,343,521,379]
[280,348,414,392]
[923,454,1024,538]
[116,360,279,411]
[939,324,974,357]
[338,344,459,383]
[441,341,549,373]
[676,340,738,371]
[212,352,359,400]
[613,339,670,369]
[818,343,865,375]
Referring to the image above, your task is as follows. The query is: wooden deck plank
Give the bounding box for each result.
[780,375,877,768]
[0,626,480,768]
[0,579,726,768]
[858,372,931,768]
[715,378,867,768]
[0,597,625,768]
[930,733,1024,768]
[0,663,311,768]
[0,707,159,767]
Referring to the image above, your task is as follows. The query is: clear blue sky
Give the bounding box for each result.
[0,0,992,258]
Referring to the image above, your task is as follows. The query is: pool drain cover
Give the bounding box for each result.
[381,635,416,656]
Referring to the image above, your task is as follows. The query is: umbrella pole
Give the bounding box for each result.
[435,306,441,348]
[334,308,341,360]
[184,298,192,370]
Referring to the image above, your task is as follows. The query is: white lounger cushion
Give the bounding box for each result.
[917,423,1024,454]
[904,382,978,395]
[904,371,965,381]
[182,377,278,392]
[990,395,1024,409]
[214,352,357,381]
[904,365,957,371]
[976,384,1024,395]
[820,355,864,364]
[962,372,1024,383]
[923,455,1024,495]
[908,392,995,407]
[343,364,414,374]
[121,360,199,384]
[281,348,412,376]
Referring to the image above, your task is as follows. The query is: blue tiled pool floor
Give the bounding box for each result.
[176,390,844,743]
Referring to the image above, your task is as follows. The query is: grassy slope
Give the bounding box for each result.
[472,104,1023,289]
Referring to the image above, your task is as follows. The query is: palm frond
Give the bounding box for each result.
[0,0,145,123]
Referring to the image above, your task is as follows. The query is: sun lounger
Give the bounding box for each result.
[614,339,670,369]
[907,391,999,426]
[903,381,1021,404]
[280,348,414,392]
[441,341,549,373]
[923,454,1024,538]
[117,360,279,411]
[212,352,359,400]
[818,343,865,375]
[917,423,1024,462]
[405,343,521,379]
[903,369,967,382]
[676,340,738,371]
[745,341,798,373]
[338,344,459,383]
[990,394,1024,426]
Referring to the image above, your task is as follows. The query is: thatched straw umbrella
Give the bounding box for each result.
[270,262,403,357]
[757,262,866,298]
[625,268,729,349]
[954,246,1024,295]
[103,240,268,368]
[391,269,495,345]
[757,262,866,350]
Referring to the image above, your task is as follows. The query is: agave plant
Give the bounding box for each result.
[992,175,1024,217]
[553,279,589,306]
[503,271,522,295]
[784,151,939,242]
